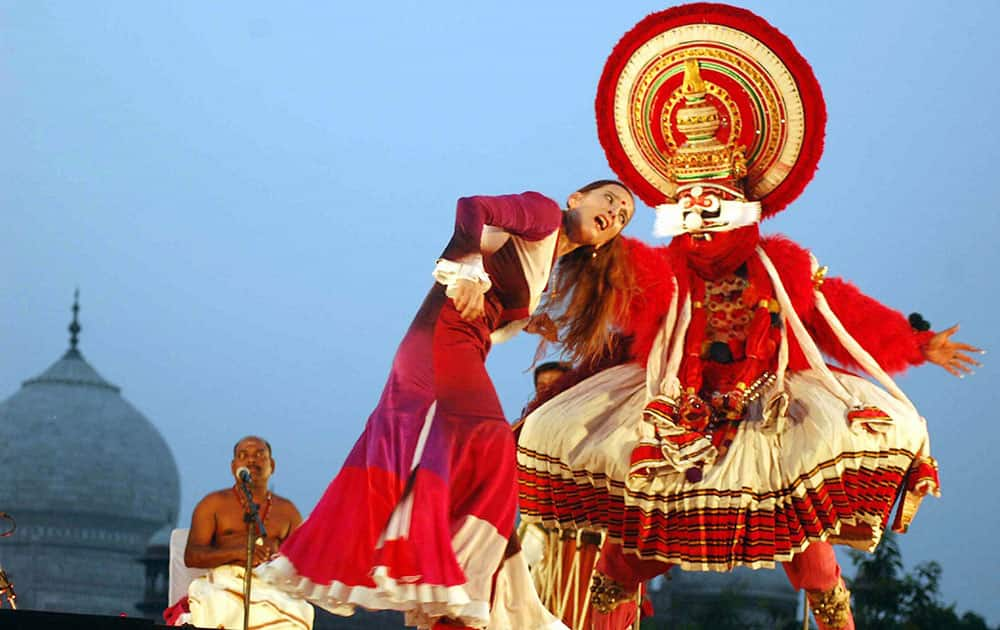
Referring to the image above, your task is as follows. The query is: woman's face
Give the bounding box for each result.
[564,183,634,247]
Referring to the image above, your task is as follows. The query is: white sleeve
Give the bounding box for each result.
[432,255,492,297]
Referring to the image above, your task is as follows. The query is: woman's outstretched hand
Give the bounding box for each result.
[924,324,983,377]
[451,278,485,321]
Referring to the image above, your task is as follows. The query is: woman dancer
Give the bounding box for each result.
[259,181,635,629]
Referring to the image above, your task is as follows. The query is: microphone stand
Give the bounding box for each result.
[236,477,267,630]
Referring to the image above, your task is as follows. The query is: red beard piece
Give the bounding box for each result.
[674,225,761,279]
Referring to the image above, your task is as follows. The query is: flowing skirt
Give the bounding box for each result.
[517,363,936,571]
[258,286,560,629]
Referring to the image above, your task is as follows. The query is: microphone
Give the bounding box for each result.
[236,467,252,484]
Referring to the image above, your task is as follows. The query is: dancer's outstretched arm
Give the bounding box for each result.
[809,275,982,376]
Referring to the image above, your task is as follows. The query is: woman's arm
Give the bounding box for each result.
[439,191,561,262]
[435,192,562,320]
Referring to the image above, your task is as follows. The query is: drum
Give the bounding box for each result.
[518,523,608,630]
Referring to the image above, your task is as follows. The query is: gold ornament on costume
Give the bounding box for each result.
[589,572,633,614]
[813,264,830,288]
[806,580,852,629]
[667,59,749,192]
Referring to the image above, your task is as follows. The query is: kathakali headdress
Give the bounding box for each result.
[596,3,826,237]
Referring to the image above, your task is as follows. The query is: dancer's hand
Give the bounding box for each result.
[451,278,485,320]
[924,324,983,377]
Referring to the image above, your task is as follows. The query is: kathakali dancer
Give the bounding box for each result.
[516,5,981,630]
[257,181,637,629]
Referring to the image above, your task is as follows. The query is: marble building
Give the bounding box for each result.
[0,295,180,615]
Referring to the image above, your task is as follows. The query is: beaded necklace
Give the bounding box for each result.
[232,485,272,527]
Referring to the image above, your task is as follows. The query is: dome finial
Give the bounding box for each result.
[68,288,82,355]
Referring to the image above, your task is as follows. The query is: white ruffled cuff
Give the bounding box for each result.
[432,257,492,297]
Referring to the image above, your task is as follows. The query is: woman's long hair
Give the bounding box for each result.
[541,180,638,366]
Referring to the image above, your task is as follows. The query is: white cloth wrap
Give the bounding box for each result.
[488,551,569,630]
[187,564,314,629]
[258,517,564,630]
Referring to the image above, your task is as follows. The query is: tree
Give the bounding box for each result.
[849,531,996,630]
[851,530,906,627]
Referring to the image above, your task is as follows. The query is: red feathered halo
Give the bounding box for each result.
[596,3,826,218]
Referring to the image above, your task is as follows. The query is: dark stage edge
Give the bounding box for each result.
[0,610,171,629]
[0,608,406,629]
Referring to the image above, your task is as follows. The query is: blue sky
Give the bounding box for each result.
[2,0,998,623]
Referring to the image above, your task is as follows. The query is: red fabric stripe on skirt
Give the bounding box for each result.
[518,463,905,564]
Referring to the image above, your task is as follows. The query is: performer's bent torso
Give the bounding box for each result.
[258,192,565,630]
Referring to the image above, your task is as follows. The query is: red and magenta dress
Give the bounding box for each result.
[258,192,565,629]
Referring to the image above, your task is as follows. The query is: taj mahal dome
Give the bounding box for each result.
[0,295,180,615]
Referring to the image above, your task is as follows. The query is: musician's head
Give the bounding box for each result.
[231,435,275,485]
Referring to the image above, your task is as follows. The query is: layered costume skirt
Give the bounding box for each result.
[517,363,934,571]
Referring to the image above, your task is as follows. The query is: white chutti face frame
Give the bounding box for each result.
[653,185,761,238]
